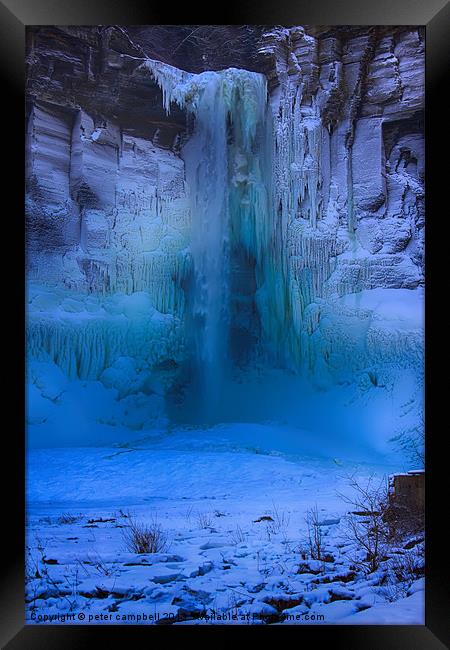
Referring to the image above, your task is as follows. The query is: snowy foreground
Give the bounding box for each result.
[26,428,424,625]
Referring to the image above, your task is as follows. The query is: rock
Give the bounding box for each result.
[352,118,385,212]
[263,594,304,611]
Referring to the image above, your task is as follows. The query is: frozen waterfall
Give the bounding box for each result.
[25,50,423,460]
[146,61,269,418]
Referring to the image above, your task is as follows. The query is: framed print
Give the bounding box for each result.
[1,0,448,647]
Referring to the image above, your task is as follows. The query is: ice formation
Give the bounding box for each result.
[144,60,270,416]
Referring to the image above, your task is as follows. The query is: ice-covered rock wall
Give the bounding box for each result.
[249,26,424,457]
[256,27,424,388]
[26,28,194,395]
[25,27,197,442]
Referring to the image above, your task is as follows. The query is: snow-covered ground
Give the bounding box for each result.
[26,428,424,625]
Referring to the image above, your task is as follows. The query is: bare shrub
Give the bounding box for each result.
[122,514,168,554]
[269,502,290,534]
[229,524,247,545]
[338,474,390,573]
[26,542,44,582]
[58,513,82,525]
[195,511,213,529]
[380,546,424,602]
[264,503,290,541]
[26,537,80,611]
[388,547,424,583]
[81,551,116,577]
[305,504,324,561]
[391,410,424,467]
[379,576,411,602]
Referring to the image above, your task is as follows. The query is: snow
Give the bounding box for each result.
[335,287,424,330]
[26,358,169,448]
[26,431,424,625]
[342,589,424,625]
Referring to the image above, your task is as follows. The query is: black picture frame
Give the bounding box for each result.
[2,0,448,647]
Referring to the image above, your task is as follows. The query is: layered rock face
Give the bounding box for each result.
[25,26,424,452]
[26,27,191,298]
[26,27,194,393]
[257,27,424,382]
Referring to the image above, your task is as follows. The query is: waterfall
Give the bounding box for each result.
[182,76,231,416]
[145,61,269,419]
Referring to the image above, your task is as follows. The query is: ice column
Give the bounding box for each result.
[182,76,231,415]
[145,60,269,417]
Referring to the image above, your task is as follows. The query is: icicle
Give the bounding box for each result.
[27,306,184,381]
[143,59,194,114]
